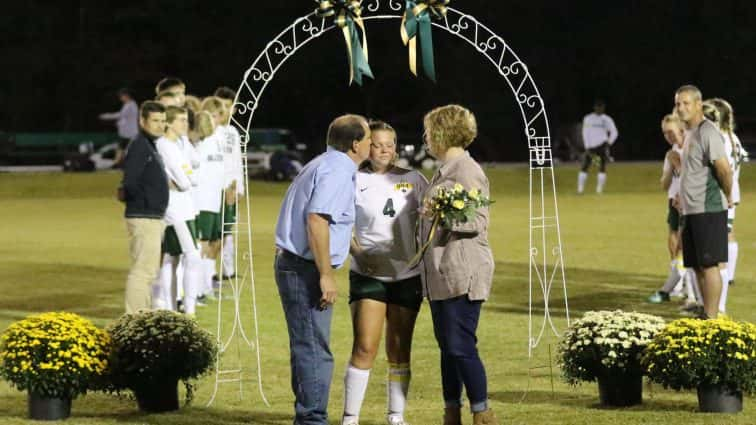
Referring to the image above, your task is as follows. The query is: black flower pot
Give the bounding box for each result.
[134,379,180,413]
[697,384,743,413]
[28,392,71,421]
[597,370,642,407]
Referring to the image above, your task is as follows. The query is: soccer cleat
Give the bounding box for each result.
[222,274,236,280]
[341,418,359,425]
[387,416,410,425]
[647,291,670,304]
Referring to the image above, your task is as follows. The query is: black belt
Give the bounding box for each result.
[276,249,340,269]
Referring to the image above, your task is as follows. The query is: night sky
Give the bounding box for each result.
[2,1,755,161]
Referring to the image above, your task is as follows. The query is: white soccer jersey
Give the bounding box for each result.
[178,136,200,216]
[351,167,429,281]
[156,137,196,224]
[195,130,226,213]
[220,125,245,196]
[724,132,743,205]
[662,144,684,200]
[582,113,618,149]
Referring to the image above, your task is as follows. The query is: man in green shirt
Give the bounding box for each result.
[675,85,733,319]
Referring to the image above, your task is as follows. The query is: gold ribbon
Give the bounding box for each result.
[317,0,373,85]
[407,214,440,269]
[400,0,449,81]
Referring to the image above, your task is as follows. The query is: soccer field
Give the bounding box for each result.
[0,162,753,425]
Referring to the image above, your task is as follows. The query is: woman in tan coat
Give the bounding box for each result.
[419,105,497,425]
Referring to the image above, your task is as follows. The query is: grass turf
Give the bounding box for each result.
[0,162,753,424]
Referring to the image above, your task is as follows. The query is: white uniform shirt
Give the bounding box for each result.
[195,130,226,213]
[724,132,742,205]
[351,168,428,281]
[582,112,618,149]
[220,125,245,196]
[178,136,200,217]
[156,137,196,225]
[662,144,684,200]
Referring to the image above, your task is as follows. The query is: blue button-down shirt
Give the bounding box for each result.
[275,147,357,266]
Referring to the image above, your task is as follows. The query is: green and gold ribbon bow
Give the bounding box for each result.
[316,0,374,86]
[400,0,449,82]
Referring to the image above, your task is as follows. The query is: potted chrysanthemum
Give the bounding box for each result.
[104,310,216,413]
[641,316,756,413]
[0,312,111,420]
[557,310,665,406]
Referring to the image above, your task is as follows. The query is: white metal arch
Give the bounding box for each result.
[214,0,571,406]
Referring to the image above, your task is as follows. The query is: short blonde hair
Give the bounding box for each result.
[195,111,216,139]
[702,100,722,126]
[200,96,228,124]
[423,104,477,151]
[661,113,683,129]
[184,95,201,113]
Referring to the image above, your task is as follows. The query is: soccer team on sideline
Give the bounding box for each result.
[120,77,244,316]
[579,86,747,319]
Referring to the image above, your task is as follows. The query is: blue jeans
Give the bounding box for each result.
[430,295,488,413]
[275,252,334,425]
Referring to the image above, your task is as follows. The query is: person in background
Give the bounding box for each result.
[119,101,168,313]
[647,114,688,304]
[99,88,138,168]
[578,99,618,194]
[675,85,732,319]
[214,86,245,280]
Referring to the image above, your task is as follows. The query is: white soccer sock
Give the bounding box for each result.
[182,251,202,315]
[727,242,738,283]
[176,256,184,299]
[152,254,175,310]
[202,258,216,296]
[719,268,730,313]
[387,362,411,420]
[342,364,370,422]
[577,171,588,193]
[660,260,680,293]
[685,268,702,304]
[596,172,607,193]
[222,234,235,277]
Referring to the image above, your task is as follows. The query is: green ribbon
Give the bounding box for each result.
[316,0,374,86]
[401,0,449,82]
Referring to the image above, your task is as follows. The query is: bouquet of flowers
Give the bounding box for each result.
[0,312,110,399]
[641,317,756,393]
[426,183,492,229]
[105,310,216,404]
[557,310,665,385]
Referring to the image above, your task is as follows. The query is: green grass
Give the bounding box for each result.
[0,163,754,424]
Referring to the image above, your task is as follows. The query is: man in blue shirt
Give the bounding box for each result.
[274,114,371,425]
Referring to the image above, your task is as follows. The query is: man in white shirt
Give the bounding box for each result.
[578,99,618,194]
[99,88,139,168]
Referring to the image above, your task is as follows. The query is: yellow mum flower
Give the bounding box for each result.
[468,189,479,200]
[452,200,465,210]
[453,183,464,193]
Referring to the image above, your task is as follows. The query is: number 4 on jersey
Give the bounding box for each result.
[382,198,396,217]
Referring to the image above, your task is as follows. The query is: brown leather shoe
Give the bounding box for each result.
[443,407,462,425]
[472,409,498,425]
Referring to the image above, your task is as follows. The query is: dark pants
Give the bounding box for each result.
[430,295,488,412]
[581,142,610,172]
[274,252,334,425]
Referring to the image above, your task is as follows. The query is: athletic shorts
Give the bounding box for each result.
[667,199,680,232]
[163,220,198,256]
[681,211,727,268]
[727,207,735,233]
[196,211,222,241]
[349,271,423,311]
[223,202,237,233]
